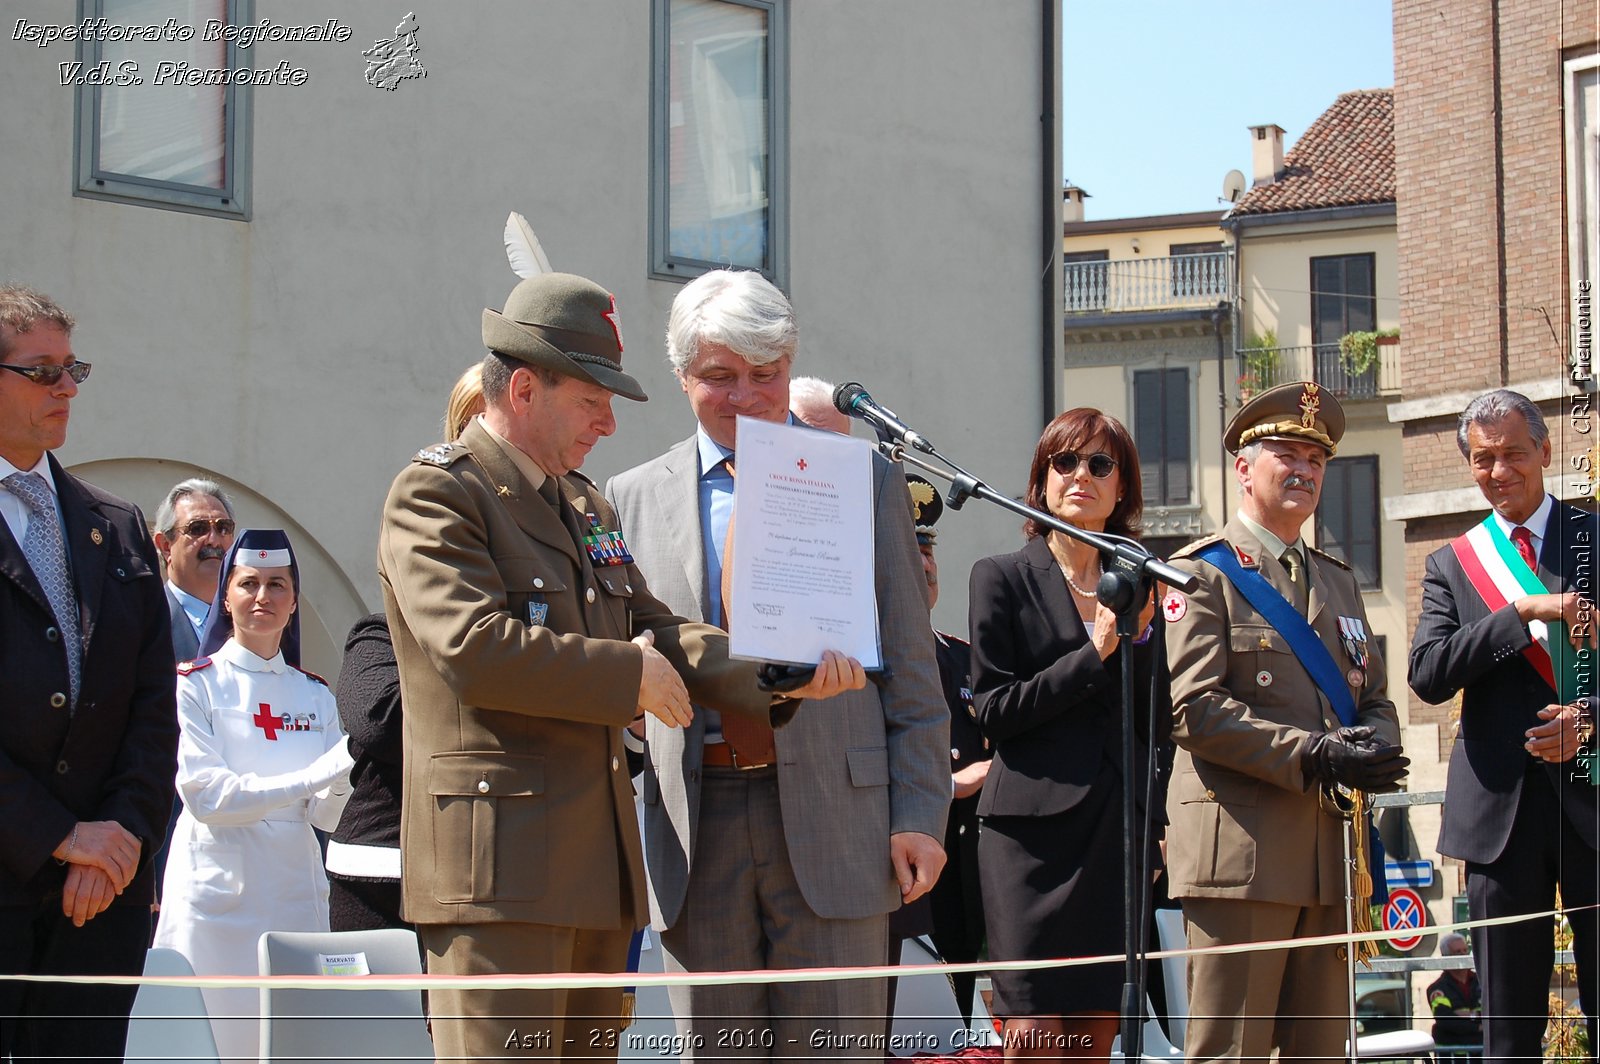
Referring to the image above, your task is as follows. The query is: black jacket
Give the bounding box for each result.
[968,534,1171,821]
[331,612,404,852]
[0,456,177,904]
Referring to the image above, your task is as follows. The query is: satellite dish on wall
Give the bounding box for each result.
[1221,169,1247,204]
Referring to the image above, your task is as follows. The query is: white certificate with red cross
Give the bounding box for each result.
[726,416,880,668]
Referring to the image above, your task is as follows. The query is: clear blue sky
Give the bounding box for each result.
[1063,0,1395,221]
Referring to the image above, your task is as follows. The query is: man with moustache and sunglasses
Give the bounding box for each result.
[153,479,237,662]
[1161,382,1407,1062]
[149,479,236,913]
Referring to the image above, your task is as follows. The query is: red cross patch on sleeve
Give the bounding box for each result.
[1161,590,1188,622]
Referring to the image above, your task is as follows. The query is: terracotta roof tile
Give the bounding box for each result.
[1231,89,1394,216]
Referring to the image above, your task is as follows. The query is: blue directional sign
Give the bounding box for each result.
[1383,860,1435,888]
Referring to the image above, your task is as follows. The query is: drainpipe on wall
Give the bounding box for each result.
[1041,0,1062,430]
[1212,299,1230,517]
[1220,214,1244,518]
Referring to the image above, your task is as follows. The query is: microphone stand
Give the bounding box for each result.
[877,435,1194,1061]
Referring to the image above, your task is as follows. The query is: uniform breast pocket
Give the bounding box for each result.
[1229,626,1290,689]
[427,752,546,904]
[594,573,634,631]
[505,557,569,629]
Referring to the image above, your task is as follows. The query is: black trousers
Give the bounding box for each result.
[0,892,150,1062]
[1467,766,1599,1063]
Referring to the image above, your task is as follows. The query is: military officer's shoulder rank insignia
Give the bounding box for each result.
[413,442,466,467]
[293,665,330,687]
[1307,544,1351,571]
[1171,532,1224,560]
[176,656,213,676]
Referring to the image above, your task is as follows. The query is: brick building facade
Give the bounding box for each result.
[1391,0,1599,742]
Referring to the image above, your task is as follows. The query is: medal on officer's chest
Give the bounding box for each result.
[1338,615,1368,687]
[582,512,634,567]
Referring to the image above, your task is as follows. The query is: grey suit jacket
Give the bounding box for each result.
[607,433,949,929]
[165,585,200,663]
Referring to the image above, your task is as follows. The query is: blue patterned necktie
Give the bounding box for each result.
[5,472,82,705]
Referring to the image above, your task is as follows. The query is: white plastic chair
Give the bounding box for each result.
[123,948,221,1064]
[1153,906,1189,1049]
[257,927,433,1063]
[888,934,976,1056]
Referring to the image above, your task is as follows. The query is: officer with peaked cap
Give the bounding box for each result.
[378,273,859,1061]
[1161,382,1406,1061]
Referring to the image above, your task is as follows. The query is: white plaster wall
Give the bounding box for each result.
[0,0,1052,656]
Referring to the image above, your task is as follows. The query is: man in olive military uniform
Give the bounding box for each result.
[1161,382,1407,1062]
[377,273,859,1061]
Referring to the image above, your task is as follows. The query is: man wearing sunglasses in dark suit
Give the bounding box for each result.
[0,285,178,1060]
[152,480,236,663]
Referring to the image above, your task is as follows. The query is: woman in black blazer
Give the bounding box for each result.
[968,408,1170,1059]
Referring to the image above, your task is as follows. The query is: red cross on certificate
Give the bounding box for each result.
[253,702,282,740]
[796,458,808,471]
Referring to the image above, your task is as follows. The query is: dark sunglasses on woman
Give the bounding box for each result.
[1050,451,1117,479]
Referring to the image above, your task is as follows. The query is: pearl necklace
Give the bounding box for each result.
[1063,564,1101,599]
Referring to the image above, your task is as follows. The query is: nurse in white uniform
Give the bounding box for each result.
[153,529,354,1064]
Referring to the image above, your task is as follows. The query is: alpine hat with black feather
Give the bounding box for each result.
[482,272,647,401]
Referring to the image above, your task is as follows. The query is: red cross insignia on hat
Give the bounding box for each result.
[257,550,269,559]
[1161,590,1187,622]
[602,293,624,352]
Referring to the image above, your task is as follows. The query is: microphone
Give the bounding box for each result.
[832,382,935,453]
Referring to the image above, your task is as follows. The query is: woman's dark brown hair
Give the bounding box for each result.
[1022,407,1144,541]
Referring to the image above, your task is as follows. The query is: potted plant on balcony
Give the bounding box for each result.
[1338,328,1399,377]
[1238,330,1279,399]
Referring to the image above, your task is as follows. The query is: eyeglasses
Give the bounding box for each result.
[0,361,92,386]
[1050,451,1118,479]
[179,518,237,539]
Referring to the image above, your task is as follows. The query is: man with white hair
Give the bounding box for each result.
[607,269,949,1055]
[789,374,851,434]
[1426,932,1483,1047]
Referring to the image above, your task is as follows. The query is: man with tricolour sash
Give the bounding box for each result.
[1161,381,1408,1062]
[1410,388,1599,1060]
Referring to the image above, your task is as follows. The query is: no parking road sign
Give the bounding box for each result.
[1382,886,1427,952]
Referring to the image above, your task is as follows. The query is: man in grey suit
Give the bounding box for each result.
[607,270,949,1056]
[152,478,235,661]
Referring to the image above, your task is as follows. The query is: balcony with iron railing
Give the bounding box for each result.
[1064,250,1233,314]
[1235,341,1402,402]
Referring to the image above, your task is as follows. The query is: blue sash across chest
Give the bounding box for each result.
[1194,541,1357,728]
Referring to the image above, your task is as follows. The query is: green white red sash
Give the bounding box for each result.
[1449,516,1566,699]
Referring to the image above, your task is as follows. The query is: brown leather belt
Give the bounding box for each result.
[701,741,773,770]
